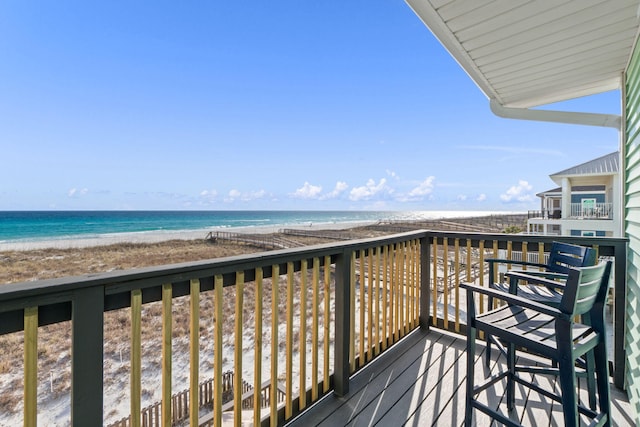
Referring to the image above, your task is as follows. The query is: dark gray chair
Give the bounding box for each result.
[485,241,597,364]
[462,261,612,427]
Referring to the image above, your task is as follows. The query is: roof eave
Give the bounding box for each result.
[405,0,496,102]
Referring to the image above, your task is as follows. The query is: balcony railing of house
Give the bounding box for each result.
[569,202,613,218]
[0,231,628,426]
[528,203,613,220]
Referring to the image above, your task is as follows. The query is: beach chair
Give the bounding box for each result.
[462,261,612,426]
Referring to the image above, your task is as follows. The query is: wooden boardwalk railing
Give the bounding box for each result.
[279,228,354,240]
[108,371,286,427]
[107,372,237,427]
[206,231,304,249]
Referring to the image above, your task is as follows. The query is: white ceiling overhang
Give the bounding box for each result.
[405,0,640,108]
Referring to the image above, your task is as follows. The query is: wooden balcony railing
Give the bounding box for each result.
[0,231,628,426]
[423,231,627,388]
[528,203,614,220]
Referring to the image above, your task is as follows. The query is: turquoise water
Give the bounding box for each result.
[0,210,510,245]
[0,210,406,244]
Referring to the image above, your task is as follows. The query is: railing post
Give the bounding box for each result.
[334,249,352,397]
[71,286,104,427]
[613,240,627,389]
[420,234,431,330]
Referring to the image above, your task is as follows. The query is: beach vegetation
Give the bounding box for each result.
[503,225,524,234]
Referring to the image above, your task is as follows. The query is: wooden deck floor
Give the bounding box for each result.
[286,328,634,427]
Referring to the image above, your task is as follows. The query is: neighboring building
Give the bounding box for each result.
[528,152,621,237]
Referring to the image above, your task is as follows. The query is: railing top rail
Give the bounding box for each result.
[425,230,628,245]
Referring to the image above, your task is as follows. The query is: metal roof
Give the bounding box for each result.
[551,151,619,177]
[405,0,640,108]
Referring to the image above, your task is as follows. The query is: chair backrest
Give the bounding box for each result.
[546,241,597,274]
[559,261,612,316]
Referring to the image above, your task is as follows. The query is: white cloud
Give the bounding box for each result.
[292,182,323,199]
[225,189,266,202]
[408,176,435,198]
[200,189,218,198]
[252,190,266,199]
[477,193,487,202]
[500,180,534,202]
[68,188,89,198]
[349,178,390,201]
[386,169,399,180]
[457,194,467,201]
[290,181,348,200]
[323,181,348,199]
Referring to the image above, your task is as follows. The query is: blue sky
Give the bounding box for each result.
[0,1,621,211]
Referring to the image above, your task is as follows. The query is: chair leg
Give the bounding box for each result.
[558,356,579,427]
[593,341,611,427]
[485,294,493,368]
[506,342,516,411]
[585,350,596,410]
[465,324,476,427]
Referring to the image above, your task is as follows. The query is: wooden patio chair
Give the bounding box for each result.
[462,261,612,427]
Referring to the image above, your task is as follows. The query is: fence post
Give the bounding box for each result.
[71,286,104,427]
[420,234,431,330]
[334,249,352,396]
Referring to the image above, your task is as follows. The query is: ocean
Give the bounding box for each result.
[0,210,508,247]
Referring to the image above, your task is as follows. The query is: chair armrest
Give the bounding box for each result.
[460,282,564,317]
[505,271,567,291]
[508,270,567,280]
[485,258,548,270]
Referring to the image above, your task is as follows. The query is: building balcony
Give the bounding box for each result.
[528,203,614,221]
[0,231,633,426]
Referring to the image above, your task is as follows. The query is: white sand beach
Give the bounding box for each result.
[0,220,377,252]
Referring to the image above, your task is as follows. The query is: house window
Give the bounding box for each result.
[581,230,596,237]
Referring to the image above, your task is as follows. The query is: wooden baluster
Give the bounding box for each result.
[390,244,396,344]
[233,272,244,426]
[373,247,380,356]
[323,256,332,387]
[381,245,389,351]
[402,242,408,336]
[214,275,223,427]
[131,289,142,427]
[285,262,294,418]
[349,252,356,374]
[24,306,37,427]
[367,249,373,361]
[443,237,449,330]
[271,265,280,425]
[454,238,460,333]
[311,257,319,401]
[358,249,365,367]
[299,260,307,410]
[254,267,263,425]
[190,279,200,427]
[432,239,438,327]
[162,283,172,427]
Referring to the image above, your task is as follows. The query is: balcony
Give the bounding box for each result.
[0,231,632,426]
[528,203,614,221]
